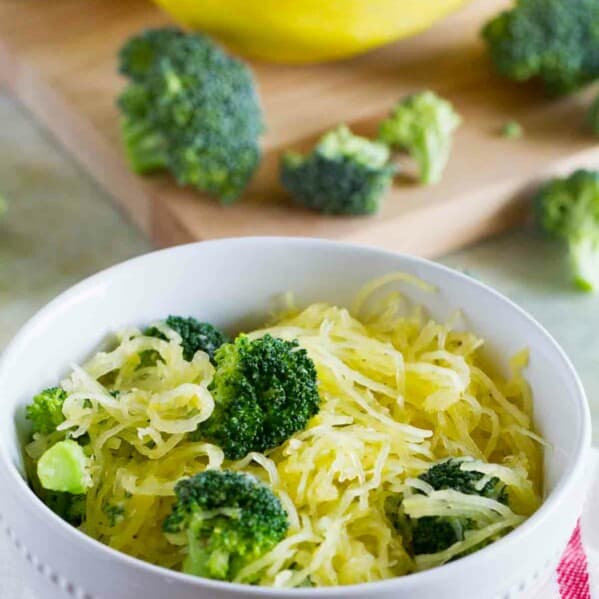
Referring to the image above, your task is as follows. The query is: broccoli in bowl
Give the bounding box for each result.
[23,279,544,588]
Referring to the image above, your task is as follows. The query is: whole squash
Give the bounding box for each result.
[153,0,470,63]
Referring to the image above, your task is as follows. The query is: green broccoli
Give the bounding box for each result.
[378,91,461,185]
[103,502,126,527]
[118,27,183,82]
[482,0,599,95]
[118,28,263,203]
[25,389,90,526]
[26,387,68,435]
[534,170,599,292]
[43,491,86,527]
[387,459,507,558]
[501,120,523,139]
[194,334,321,459]
[29,456,87,527]
[118,84,169,174]
[419,459,507,501]
[37,440,92,495]
[163,470,288,580]
[146,315,229,362]
[280,125,397,215]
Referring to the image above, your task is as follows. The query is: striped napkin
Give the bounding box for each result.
[534,449,599,598]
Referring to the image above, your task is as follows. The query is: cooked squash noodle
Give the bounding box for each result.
[25,274,543,586]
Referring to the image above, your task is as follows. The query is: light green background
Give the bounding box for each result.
[0,92,597,596]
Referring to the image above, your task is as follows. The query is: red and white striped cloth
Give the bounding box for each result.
[534,449,599,598]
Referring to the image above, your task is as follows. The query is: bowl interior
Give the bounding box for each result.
[0,238,588,499]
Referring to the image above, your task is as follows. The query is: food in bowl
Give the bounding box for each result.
[22,272,544,588]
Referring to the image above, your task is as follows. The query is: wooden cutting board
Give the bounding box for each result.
[1,0,599,255]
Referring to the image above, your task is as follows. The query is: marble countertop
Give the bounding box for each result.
[0,92,597,597]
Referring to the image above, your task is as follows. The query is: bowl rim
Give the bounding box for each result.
[0,236,591,595]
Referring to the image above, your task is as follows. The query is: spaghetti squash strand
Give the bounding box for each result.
[25,273,543,587]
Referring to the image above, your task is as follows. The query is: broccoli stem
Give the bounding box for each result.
[184,525,230,580]
[417,134,447,186]
[164,470,288,581]
[120,117,169,174]
[37,440,91,495]
[570,237,599,291]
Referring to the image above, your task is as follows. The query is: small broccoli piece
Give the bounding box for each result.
[482,0,599,95]
[501,120,523,139]
[534,170,599,292]
[378,91,461,185]
[118,28,263,203]
[163,470,288,581]
[411,516,471,556]
[387,459,507,558]
[194,334,320,459]
[386,495,474,557]
[37,440,92,495]
[420,458,507,501]
[280,125,397,215]
[103,503,126,526]
[43,491,86,527]
[145,315,229,362]
[28,438,87,526]
[26,387,68,435]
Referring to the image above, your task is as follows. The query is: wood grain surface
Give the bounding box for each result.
[1,0,599,254]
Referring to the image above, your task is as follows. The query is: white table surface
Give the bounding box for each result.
[1,92,598,598]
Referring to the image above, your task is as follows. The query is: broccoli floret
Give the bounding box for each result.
[43,491,86,527]
[482,0,599,95]
[280,125,397,215]
[146,315,229,362]
[37,440,92,495]
[387,459,507,558]
[163,470,288,581]
[35,440,91,526]
[118,28,263,203]
[28,440,88,526]
[534,170,599,292]
[378,91,461,185]
[194,334,320,459]
[26,387,68,435]
[501,120,523,139]
[420,458,507,501]
[410,516,471,556]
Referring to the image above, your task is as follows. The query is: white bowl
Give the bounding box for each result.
[0,238,590,599]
